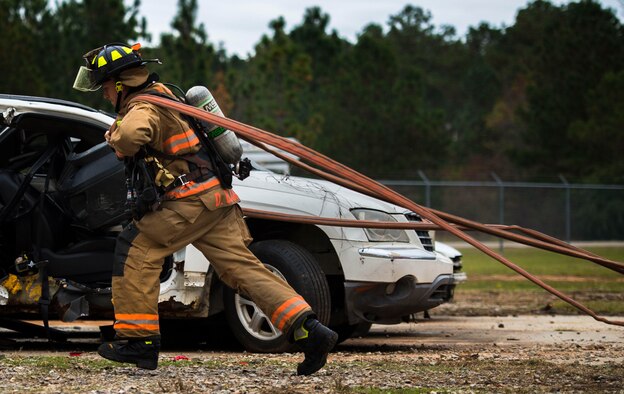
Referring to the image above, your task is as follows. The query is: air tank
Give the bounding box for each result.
[185,85,243,165]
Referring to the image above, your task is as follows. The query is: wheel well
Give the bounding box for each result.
[245,218,343,277]
[239,218,353,328]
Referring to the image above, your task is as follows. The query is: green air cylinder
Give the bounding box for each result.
[185,85,243,165]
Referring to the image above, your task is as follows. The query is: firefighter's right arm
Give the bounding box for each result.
[109,103,161,157]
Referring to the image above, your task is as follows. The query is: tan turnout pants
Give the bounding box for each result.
[111,189,312,339]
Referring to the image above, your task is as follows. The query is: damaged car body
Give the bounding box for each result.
[0,94,466,351]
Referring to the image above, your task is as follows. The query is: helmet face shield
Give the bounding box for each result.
[73,66,101,92]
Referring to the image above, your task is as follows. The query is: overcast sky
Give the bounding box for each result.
[131,0,623,57]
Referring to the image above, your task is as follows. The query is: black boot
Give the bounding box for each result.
[294,318,338,376]
[97,336,160,370]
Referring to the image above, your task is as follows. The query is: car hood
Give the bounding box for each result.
[434,241,462,259]
[0,95,114,127]
[233,170,408,218]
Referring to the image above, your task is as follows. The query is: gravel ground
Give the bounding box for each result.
[1,314,623,393]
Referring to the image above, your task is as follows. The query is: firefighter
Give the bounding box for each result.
[73,43,337,374]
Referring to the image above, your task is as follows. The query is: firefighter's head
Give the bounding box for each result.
[73,43,160,108]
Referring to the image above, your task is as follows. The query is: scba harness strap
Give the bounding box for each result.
[124,152,161,220]
[123,91,228,219]
[127,87,234,187]
[123,145,218,220]
[143,145,215,193]
[134,90,235,190]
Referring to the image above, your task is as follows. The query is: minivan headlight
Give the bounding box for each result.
[351,209,410,243]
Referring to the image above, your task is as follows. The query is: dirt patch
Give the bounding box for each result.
[1,314,622,393]
[1,286,623,393]
[433,289,624,316]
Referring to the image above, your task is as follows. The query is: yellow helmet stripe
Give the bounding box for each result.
[122,46,133,54]
[97,56,108,68]
[110,50,122,61]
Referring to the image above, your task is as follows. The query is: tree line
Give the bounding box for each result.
[1,0,623,183]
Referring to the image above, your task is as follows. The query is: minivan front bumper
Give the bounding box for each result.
[344,274,455,324]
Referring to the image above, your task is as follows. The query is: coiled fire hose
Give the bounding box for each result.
[136,94,624,327]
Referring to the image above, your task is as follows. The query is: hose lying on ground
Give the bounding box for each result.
[136,94,624,327]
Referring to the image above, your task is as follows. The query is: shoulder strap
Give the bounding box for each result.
[129,90,207,165]
[133,90,234,189]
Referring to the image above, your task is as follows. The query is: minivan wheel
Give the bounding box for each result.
[223,240,331,353]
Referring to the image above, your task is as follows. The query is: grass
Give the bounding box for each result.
[459,246,624,278]
[461,280,624,292]
[0,355,113,370]
[0,354,226,371]
[2,353,622,393]
[453,245,624,314]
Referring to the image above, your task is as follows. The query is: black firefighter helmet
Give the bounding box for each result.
[73,42,160,92]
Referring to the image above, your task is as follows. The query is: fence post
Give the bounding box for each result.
[418,170,431,207]
[491,172,505,253]
[559,174,572,243]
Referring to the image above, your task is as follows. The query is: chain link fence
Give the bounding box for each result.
[381,173,624,244]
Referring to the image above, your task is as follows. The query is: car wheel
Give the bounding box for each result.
[223,239,331,353]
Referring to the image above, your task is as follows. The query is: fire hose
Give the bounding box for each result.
[242,138,624,274]
[136,94,624,327]
[244,206,619,270]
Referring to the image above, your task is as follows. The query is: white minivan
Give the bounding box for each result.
[0,94,465,352]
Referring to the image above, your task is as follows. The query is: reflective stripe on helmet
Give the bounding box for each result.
[110,49,123,61]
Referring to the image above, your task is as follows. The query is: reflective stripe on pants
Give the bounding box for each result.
[271,296,310,332]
